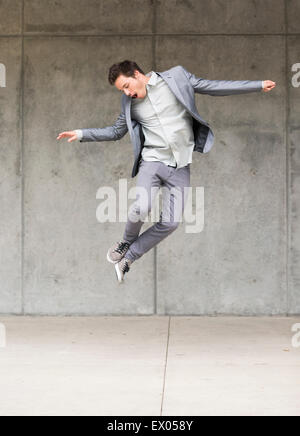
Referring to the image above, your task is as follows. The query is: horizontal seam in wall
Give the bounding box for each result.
[0,33,298,38]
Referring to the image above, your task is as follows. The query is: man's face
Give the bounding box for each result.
[115,71,147,99]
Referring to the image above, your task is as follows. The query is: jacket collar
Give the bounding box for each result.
[146,71,158,87]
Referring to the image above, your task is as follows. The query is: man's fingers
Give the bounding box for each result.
[68,135,77,143]
[57,131,74,140]
[57,132,68,139]
[263,80,276,92]
[267,84,276,91]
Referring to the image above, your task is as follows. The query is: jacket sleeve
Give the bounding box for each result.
[180,66,263,96]
[79,97,128,142]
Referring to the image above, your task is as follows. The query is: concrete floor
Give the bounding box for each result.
[0,316,299,416]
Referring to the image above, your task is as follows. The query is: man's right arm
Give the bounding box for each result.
[57,97,128,143]
[77,110,128,142]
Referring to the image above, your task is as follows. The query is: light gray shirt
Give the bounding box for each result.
[128,71,196,168]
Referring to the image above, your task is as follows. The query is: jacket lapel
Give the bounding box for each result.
[125,96,132,133]
[157,72,186,107]
[156,71,209,126]
[124,96,140,158]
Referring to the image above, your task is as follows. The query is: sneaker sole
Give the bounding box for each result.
[114,263,124,283]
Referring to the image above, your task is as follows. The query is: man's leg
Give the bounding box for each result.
[125,163,191,263]
[122,160,162,244]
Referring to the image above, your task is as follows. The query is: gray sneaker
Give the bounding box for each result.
[107,240,130,264]
[115,257,132,283]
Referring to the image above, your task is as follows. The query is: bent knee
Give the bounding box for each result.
[159,220,180,232]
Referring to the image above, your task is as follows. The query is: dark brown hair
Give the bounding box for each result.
[108,60,145,85]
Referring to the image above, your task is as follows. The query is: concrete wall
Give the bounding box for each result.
[0,0,299,315]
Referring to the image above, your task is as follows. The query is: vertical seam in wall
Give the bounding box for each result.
[284,0,291,315]
[152,0,157,71]
[284,0,290,316]
[21,0,25,314]
[160,316,171,416]
[153,0,158,313]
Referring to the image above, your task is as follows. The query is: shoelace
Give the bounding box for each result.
[121,260,130,274]
[115,241,130,255]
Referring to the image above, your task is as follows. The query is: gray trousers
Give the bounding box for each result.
[123,159,191,262]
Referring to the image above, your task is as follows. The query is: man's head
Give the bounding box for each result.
[108,60,150,99]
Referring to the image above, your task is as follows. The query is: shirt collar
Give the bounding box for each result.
[146,71,158,87]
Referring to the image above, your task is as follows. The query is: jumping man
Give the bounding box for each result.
[57,60,276,283]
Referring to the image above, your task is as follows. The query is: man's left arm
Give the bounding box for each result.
[181,66,276,96]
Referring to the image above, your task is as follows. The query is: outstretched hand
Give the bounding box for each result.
[262,80,276,92]
[56,131,78,142]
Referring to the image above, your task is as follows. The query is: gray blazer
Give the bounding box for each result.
[80,65,263,178]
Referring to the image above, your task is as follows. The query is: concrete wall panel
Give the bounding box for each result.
[288,36,300,314]
[24,0,153,35]
[0,38,22,313]
[287,0,300,33]
[23,36,154,314]
[0,0,22,35]
[156,0,285,34]
[156,36,287,314]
